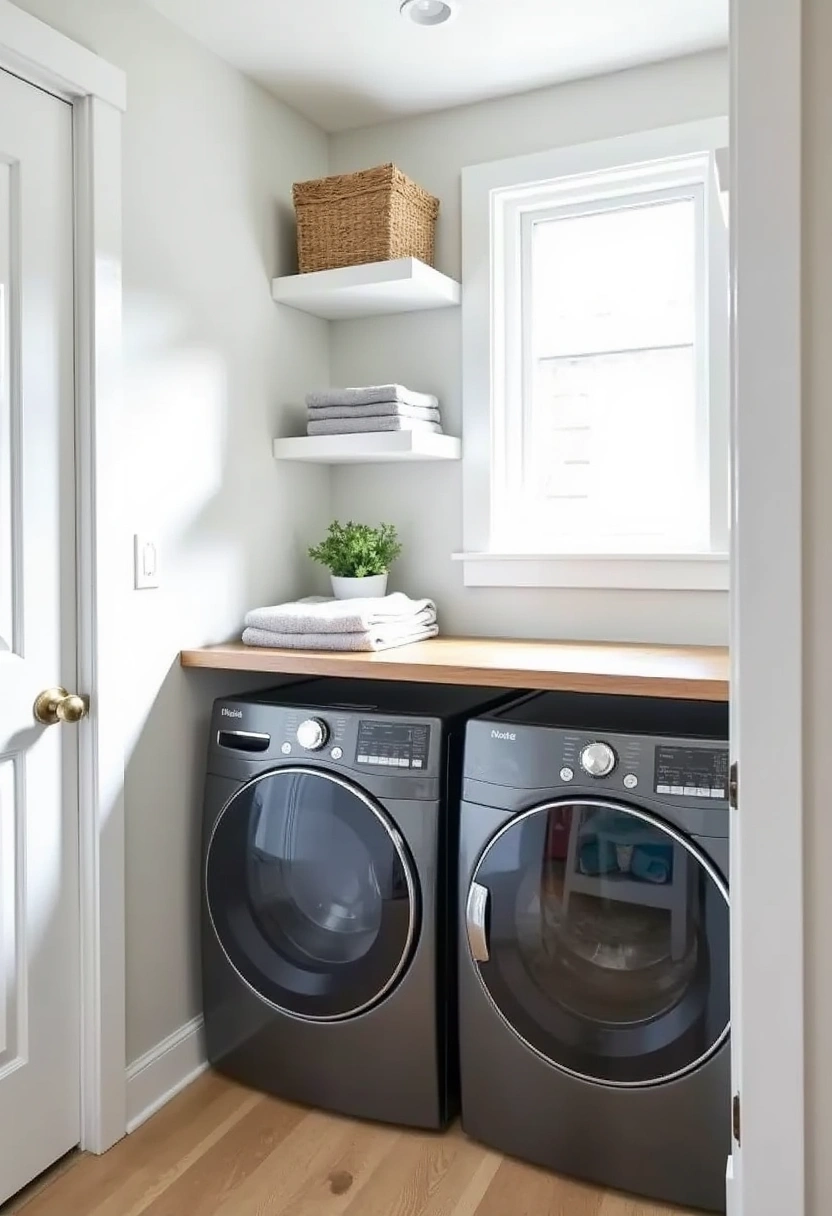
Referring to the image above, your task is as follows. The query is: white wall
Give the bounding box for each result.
[12,0,331,1065]
[328,50,730,644]
[803,1,832,1210]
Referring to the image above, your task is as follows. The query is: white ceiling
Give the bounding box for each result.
[147,0,728,133]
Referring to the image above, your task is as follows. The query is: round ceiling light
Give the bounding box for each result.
[400,0,458,26]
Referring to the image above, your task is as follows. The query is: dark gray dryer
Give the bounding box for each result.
[201,678,516,1130]
[459,691,730,1212]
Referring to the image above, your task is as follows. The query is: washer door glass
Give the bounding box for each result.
[206,767,419,1020]
[466,799,729,1085]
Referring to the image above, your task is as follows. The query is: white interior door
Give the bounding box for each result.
[0,69,79,1204]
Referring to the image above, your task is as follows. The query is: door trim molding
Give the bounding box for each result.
[731,0,804,1212]
[0,3,128,1155]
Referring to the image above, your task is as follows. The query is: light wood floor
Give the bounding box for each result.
[5,1072,698,1216]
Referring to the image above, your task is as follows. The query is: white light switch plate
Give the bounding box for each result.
[134,534,160,589]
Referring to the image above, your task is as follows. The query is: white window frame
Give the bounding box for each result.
[457,117,730,590]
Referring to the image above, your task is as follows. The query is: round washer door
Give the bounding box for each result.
[206,766,419,1021]
[465,798,729,1086]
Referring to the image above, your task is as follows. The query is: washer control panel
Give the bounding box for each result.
[549,733,728,801]
[355,720,431,770]
[654,745,729,800]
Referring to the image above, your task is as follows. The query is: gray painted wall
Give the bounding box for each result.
[327,50,730,645]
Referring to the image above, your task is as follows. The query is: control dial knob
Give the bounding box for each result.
[296,718,328,751]
[580,741,617,778]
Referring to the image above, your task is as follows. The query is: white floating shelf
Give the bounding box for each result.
[273,431,461,464]
[271,258,461,320]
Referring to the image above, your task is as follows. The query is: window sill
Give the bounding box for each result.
[452,552,730,591]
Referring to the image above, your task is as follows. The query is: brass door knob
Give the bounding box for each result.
[34,687,89,726]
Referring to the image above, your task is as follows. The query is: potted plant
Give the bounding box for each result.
[308,520,402,600]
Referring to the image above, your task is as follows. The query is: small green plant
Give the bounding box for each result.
[308,520,402,578]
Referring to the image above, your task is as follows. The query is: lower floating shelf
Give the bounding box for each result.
[273,431,461,464]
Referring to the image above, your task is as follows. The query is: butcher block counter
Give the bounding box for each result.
[179,637,729,701]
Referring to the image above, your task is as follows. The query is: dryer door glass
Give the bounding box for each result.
[468,799,729,1086]
[206,767,419,1020]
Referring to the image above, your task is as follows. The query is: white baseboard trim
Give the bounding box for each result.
[125,1015,207,1133]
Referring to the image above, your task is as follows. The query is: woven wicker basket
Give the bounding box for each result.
[292,163,440,274]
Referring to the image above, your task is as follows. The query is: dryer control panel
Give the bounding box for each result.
[654,745,729,800]
[355,721,431,770]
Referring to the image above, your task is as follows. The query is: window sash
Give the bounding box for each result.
[492,175,715,557]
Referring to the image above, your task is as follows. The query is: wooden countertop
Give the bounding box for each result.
[180,637,729,701]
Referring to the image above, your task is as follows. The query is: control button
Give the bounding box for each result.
[671,785,685,796]
[580,741,617,778]
[695,787,710,798]
[711,788,725,799]
[656,784,671,794]
[296,718,328,751]
[399,758,410,767]
[412,759,423,769]
[280,742,292,755]
[683,786,697,796]
[559,767,574,783]
[369,756,380,765]
[357,755,369,764]
[623,774,638,790]
[330,747,343,760]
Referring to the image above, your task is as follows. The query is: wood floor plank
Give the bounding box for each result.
[473,1156,605,1216]
[137,1092,305,1216]
[14,1073,247,1216]
[415,1139,503,1216]
[7,1075,699,1216]
[209,1107,382,1216]
[274,1119,404,1216]
[340,1127,464,1216]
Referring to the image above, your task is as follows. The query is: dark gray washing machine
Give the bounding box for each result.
[201,678,517,1130]
[459,691,730,1212]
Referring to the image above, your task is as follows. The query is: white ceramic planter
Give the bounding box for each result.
[330,573,389,600]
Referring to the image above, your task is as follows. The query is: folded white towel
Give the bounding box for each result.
[308,417,442,436]
[242,623,439,652]
[245,593,437,635]
[307,402,441,422]
[306,385,439,410]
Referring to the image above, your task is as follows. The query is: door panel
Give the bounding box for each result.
[467,799,729,1087]
[0,70,78,1204]
[206,768,419,1021]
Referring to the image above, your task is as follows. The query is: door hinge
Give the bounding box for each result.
[732,1093,741,1145]
[729,761,739,810]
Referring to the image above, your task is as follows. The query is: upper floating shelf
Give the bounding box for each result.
[271,258,461,320]
[273,430,461,464]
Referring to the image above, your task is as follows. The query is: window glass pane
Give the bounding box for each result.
[531,197,697,358]
[524,346,700,546]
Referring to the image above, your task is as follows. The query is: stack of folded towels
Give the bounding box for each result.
[305,384,442,437]
[242,593,438,652]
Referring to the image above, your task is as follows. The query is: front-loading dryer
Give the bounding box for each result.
[459,691,730,1211]
[201,677,517,1130]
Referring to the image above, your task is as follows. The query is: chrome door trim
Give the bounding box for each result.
[205,765,418,1023]
[467,796,730,1089]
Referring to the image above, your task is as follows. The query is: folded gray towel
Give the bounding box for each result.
[307,402,441,422]
[245,594,437,635]
[307,416,443,436]
[306,384,439,410]
[242,623,440,652]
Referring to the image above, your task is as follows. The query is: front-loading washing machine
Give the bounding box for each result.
[201,677,517,1130]
[458,690,730,1211]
